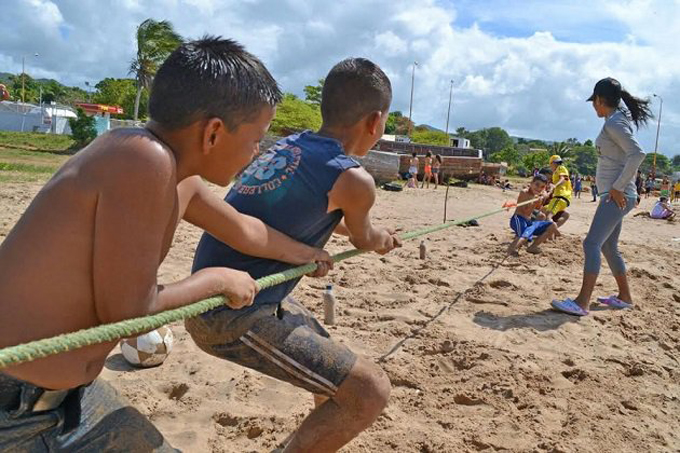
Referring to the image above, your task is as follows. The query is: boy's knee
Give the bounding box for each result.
[338,359,391,417]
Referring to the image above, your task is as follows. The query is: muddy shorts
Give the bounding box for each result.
[185,297,357,398]
[0,373,178,452]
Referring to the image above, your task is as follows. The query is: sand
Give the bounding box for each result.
[1,181,679,452]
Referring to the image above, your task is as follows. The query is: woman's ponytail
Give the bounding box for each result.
[620,89,653,129]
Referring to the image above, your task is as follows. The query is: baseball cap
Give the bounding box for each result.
[549,155,562,165]
[586,77,622,102]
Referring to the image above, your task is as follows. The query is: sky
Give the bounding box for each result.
[1,0,678,157]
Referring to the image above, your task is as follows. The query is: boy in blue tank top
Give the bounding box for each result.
[187,58,401,451]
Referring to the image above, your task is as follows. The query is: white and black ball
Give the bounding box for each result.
[120,326,174,368]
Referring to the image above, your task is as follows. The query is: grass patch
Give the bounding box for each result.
[0,131,75,153]
[0,162,58,173]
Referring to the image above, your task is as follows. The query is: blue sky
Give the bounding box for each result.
[0,0,677,157]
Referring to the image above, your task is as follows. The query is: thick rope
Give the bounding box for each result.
[0,196,539,369]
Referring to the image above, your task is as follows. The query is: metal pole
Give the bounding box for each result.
[39,86,43,125]
[407,61,417,137]
[652,94,662,178]
[21,56,25,104]
[445,80,453,137]
[443,179,450,224]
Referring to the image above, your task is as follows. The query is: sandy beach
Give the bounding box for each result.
[1,180,679,453]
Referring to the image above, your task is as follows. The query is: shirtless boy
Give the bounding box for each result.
[187,58,401,452]
[508,174,558,255]
[0,37,331,452]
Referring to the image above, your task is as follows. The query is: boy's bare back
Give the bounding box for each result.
[0,129,180,389]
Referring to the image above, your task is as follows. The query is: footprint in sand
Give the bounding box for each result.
[166,383,189,400]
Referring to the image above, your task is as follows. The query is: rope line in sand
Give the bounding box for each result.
[0,196,539,369]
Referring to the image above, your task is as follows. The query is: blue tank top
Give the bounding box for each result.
[192,130,360,307]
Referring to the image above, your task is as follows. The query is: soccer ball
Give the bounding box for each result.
[120,327,174,368]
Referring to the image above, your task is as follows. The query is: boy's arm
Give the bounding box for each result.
[182,177,331,267]
[92,148,257,324]
[328,167,401,254]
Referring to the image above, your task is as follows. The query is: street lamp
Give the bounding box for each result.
[445,79,453,137]
[407,61,418,138]
[21,53,39,104]
[652,93,663,178]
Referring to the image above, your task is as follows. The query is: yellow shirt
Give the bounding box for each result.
[674,182,680,192]
[553,165,572,199]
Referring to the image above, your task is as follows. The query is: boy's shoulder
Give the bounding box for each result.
[84,129,176,187]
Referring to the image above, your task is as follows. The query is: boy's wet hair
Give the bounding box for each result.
[321,58,392,127]
[149,36,282,130]
[660,196,668,202]
[532,174,548,184]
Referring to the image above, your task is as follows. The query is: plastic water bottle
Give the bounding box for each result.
[323,284,336,325]
[419,240,427,260]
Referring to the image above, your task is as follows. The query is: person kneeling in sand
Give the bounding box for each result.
[508,174,558,255]
[0,38,332,452]
[186,58,400,453]
[650,197,676,221]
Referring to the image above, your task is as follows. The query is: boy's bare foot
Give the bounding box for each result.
[526,245,542,254]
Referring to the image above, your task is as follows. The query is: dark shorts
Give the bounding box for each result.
[0,373,177,452]
[185,297,356,397]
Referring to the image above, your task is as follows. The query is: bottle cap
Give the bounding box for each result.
[326,284,332,290]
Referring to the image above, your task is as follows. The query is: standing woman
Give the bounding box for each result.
[551,78,651,316]
[433,154,442,189]
[421,150,433,188]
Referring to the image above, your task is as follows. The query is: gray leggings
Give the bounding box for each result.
[583,195,636,275]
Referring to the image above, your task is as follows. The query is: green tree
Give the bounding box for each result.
[571,144,598,176]
[484,127,513,155]
[93,78,145,120]
[411,128,449,146]
[671,154,680,171]
[490,146,520,167]
[584,139,593,147]
[303,78,324,105]
[466,130,487,152]
[68,108,97,147]
[130,19,183,121]
[385,111,411,135]
[550,141,572,158]
[269,93,322,135]
[9,74,39,103]
[523,149,550,172]
[640,153,671,176]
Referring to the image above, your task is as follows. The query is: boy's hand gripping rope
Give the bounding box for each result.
[0,196,539,369]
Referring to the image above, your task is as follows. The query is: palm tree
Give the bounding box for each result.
[129,19,183,121]
[551,141,571,159]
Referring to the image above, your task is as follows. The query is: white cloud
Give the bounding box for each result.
[0,0,678,156]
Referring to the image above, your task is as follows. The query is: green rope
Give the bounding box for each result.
[0,196,538,369]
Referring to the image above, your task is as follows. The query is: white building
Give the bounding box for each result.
[449,136,470,148]
[0,101,76,134]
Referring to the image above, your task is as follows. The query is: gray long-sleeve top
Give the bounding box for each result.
[595,108,646,197]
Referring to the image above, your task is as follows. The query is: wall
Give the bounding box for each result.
[354,150,400,184]
[398,154,482,181]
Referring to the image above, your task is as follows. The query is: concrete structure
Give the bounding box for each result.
[449,136,470,149]
[354,150,401,184]
[0,101,75,134]
[74,103,124,136]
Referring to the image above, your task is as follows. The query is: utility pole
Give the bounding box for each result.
[445,79,453,137]
[652,94,663,178]
[407,61,418,138]
[21,53,39,104]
